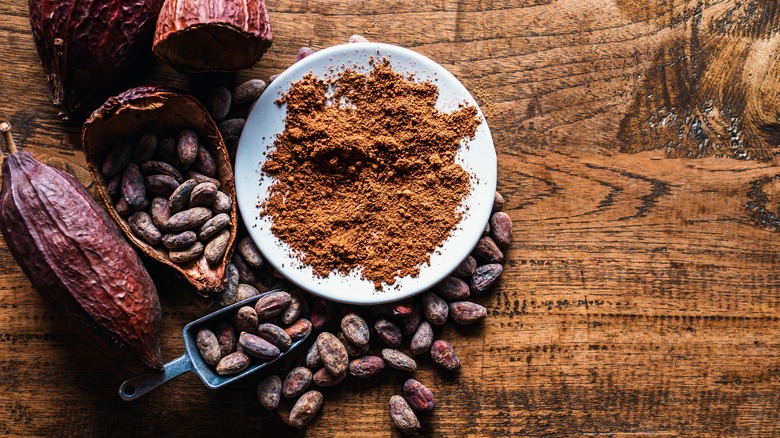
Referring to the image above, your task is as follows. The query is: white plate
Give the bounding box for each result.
[234,42,496,304]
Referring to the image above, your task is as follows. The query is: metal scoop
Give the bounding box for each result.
[119,289,309,401]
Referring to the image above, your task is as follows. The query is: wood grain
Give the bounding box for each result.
[1,0,779,436]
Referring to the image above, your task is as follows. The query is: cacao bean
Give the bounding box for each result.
[389,395,422,434]
[381,348,417,372]
[162,231,197,249]
[195,328,221,366]
[107,174,121,198]
[216,351,250,375]
[490,211,512,248]
[204,229,230,266]
[122,163,146,207]
[288,390,323,429]
[268,73,280,83]
[430,340,460,371]
[177,129,198,166]
[338,331,369,357]
[141,160,183,182]
[349,356,385,378]
[257,323,292,351]
[232,252,258,284]
[411,321,434,356]
[434,276,470,300]
[282,366,313,398]
[449,301,487,325]
[189,181,218,207]
[257,375,282,410]
[115,197,147,216]
[452,255,477,278]
[167,207,212,232]
[471,263,503,294]
[306,343,322,368]
[212,191,232,214]
[219,118,246,142]
[129,211,162,245]
[254,291,291,319]
[238,332,280,360]
[219,263,239,306]
[207,87,231,122]
[194,144,218,177]
[296,47,314,62]
[349,35,369,43]
[198,213,230,241]
[284,318,312,340]
[233,79,266,104]
[215,321,236,357]
[393,298,414,316]
[150,197,172,231]
[474,236,504,263]
[401,304,422,336]
[340,312,369,347]
[145,174,180,196]
[374,318,402,348]
[157,136,178,164]
[233,306,259,334]
[483,222,490,237]
[311,298,335,331]
[316,332,348,377]
[184,170,221,188]
[236,283,260,302]
[169,242,204,264]
[237,236,264,269]
[493,191,506,212]
[102,143,133,177]
[133,133,157,164]
[313,367,345,387]
[282,289,304,325]
[403,379,435,413]
[421,291,448,326]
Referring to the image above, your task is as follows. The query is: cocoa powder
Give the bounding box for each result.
[261,59,479,287]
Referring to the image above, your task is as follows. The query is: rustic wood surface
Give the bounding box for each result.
[1,0,779,436]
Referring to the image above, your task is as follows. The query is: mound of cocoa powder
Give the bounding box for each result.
[261,59,479,288]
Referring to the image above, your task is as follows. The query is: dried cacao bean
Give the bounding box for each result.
[313,367,345,387]
[389,395,422,434]
[167,207,212,232]
[393,298,414,316]
[374,319,402,348]
[254,291,291,319]
[284,318,312,340]
[490,211,512,248]
[434,276,470,300]
[282,367,313,398]
[184,170,221,188]
[257,375,282,410]
[207,87,231,122]
[150,197,172,231]
[195,144,218,176]
[195,328,221,366]
[411,321,434,356]
[306,343,322,368]
[430,340,461,371]
[232,252,258,284]
[133,133,158,164]
[238,332,280,360]
[288,390,323,429]
[237,236,264,269]
[169,242,204,264]
[215,321,236,357]
[198,213,230,241]
[219,263,239,306]
[162,231,197,249]
[421,291,448,326]
[282,289,304,325]
[381,348,417,372]
[204,229,230,265]
[107,174,121,198]
[219,118,246,142]
[474,236,504,263]
[493,191,506,212]
[471,263,503,294]
[115,197,147,216]
[311,298,335,330]
[338,331,369,357]
[102,143,133,177]
[449,301,487,325]
[340,312,369,347]
[349,34,369,43]
[122,163,146,207]
[212,191,232,214]
[129,211,162,245]
[349,356,385,378]
[401,304,422,336]
[316,332,348,377]
[236,283,260,302]
[177,129,198,166]
[233,306,259,334]
[145,174,180,196]
[189,181,218,207]
[141,160,183,182]
[257,323,292,351]
[403,379,435,413]
[233,79,266,104]
[452,255,477,278]
[216,351,250,375]
[296,47,314,62]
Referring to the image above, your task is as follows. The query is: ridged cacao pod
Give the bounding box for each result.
[153,0,273,73]
[28,0,164,116]
[0,124,162,370]
[83,87,238,296]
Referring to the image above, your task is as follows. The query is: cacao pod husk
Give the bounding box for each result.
[83,87,237,296]
[28,0,164,116]
[0,123,163,370]
[153,0,273,73]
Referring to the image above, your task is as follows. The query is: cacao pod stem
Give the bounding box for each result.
[0,122,18,154]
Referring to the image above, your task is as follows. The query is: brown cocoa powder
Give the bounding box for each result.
[261,59,479,287]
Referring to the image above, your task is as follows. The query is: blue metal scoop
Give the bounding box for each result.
[119,289,309,401]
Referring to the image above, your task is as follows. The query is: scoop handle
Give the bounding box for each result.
[119,354,194,401]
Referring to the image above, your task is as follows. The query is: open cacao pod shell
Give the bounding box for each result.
[153,0,273,73]
[83,87,237,296]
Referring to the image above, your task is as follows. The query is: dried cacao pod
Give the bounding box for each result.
[153,0,273,73]
[28,0,164,116]
[0,122,162,370]
[83,87,237,296]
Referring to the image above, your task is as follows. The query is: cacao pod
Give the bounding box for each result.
[83,87,237,296]
[153,0,273,73]
[28,0,164,116]
[0,123,162,370]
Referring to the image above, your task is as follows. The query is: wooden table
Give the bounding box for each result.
[1,0,779,436]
